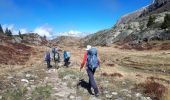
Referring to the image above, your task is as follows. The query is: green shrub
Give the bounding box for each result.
[2,86,28,100]
[147,15,156,28]
[161,14,170,31]
[31,85,52,100]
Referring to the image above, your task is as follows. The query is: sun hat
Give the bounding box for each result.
[85,45,92,50]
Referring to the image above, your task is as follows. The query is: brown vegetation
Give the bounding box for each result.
[101,72,123,78]
[0,43,32,65]
[120,42,170,51]
[136,80,166,100]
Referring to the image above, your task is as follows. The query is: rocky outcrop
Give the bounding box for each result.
[117,0,170,25]
[84,0,170,46]
[22,33,48,45]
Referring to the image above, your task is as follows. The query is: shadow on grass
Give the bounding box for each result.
[77,79,94,95]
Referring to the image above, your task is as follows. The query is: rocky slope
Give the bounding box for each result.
[21,33,48,45]
[83,0,170,47]
[0,34,33,65]
[0,33,48,65]
[50,36,81,47]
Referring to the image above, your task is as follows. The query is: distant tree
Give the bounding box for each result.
[5,28,9,35]
[161,14,170,30]
[7,30,12,37]
[5,28,12,37]
[18,30,23,39]
[43,35,47,40]
[0,24,4,34]
[147,15,156,27]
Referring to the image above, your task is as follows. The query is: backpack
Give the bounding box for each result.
[54,52,60,62]
[64,51,71,59]
[87,48,99,70]
[52,48,57,54]
[45,52,51,61]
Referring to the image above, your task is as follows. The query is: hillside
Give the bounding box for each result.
[84,0,170,49]
[50,36,81,47]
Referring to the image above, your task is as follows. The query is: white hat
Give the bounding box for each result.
[86,45,92,50]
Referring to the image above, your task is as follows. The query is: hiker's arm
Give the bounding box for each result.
[80,52,87,70]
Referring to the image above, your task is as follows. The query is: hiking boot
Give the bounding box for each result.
[95,93,99,97]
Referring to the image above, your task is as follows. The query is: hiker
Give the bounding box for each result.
[63,50,71,67]
[44,50,52,69]
[80,45,100,97]
[52,48,60,68]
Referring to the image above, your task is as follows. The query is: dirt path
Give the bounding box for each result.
[44,68,77,100]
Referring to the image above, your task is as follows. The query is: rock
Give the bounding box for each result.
[0,95,2,100]
[31,85,36,89]
[62,82,67,86]
[27,87,31,91]
[45,77,49,80]
[115,98,124,100]
[105,94,113,99]
[26,74,31,78]
[71,81,77,87]
[7,76,13,79]
[11,37,22,43]
[122,82,126,85]
[112,92,118,95]
[69,95,75,99]
[54,92,66,97]
[30,80,34,82]
[139,96,152,100]
[75,96,82,100]
[120,89,129,92]
[89,96,101,100]
[21,79,29,83]
[136,93,142,97]
[126,94,132,97]
[63,74,75,80]
[103,91,109,94]
[146,97,152,100]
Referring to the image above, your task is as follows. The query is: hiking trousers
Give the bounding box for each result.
[64,57,70,67]
[46,60,51,68]
[86,68,99,94]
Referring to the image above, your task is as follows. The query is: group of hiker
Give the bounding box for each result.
[44,47,71,69]
[44,45,100,97]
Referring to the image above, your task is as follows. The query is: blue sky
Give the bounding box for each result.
[0,0,153,38]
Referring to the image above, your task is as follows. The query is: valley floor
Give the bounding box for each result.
[0,45,170,100]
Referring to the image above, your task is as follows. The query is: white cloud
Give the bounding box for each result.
[2,24,90,39]
[2,24,28,34]
[2,24,14,30]
[33,25,53,39]
[20,28,27,34]
[59,30,82,37]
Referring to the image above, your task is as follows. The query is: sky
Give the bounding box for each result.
[0,0,153,39]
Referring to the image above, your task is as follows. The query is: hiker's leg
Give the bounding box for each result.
[47,60,50,68]
[64,59,66,66]
[66,58,69,67]
[86,68,99,94]
[92,69,99,94]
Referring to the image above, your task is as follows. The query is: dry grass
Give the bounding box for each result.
[0,43,170,99]
[136,80,166,100]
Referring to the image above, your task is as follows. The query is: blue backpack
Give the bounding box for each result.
[87,48,99,70]
[64,51,71,59]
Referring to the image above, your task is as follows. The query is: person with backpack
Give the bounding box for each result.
[80,45,100,97]
[44,50,52,69]
[63,50,71,67]
[52,48,60,68]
